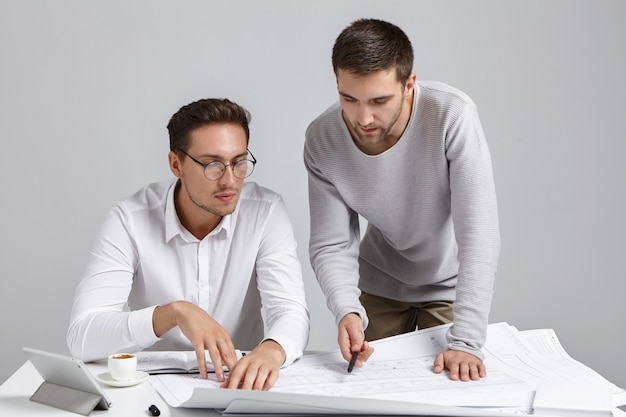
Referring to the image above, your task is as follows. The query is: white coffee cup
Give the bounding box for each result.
[108,353,137,381]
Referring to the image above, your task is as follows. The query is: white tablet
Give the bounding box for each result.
[23,347,111,411]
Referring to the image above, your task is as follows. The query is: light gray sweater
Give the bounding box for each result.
[304,81,500,357]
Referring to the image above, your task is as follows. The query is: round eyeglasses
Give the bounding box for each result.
[178,149,257,180]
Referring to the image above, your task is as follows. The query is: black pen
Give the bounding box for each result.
[347,351,358,373]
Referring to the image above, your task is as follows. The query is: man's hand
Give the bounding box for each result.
[153,301,238,381]
[433,349,486,381]
[338,313,374,369]
[221,339,285,390]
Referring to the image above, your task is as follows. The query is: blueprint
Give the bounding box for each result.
[150,322,625,415]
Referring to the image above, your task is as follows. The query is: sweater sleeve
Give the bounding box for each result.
[303,130,368,329]
[445,100,501,359]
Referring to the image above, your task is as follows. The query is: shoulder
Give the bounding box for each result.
[234,182,289,229]
[304,102,349,164]
[115,178,174,213]
[239,181,283,207]
[417,80,476,108]
[305,102,342,140]
[414,81,481,129]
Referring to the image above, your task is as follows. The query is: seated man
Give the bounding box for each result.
[67,98,310,390]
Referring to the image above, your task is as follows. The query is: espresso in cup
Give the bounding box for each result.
[108,353,137,381]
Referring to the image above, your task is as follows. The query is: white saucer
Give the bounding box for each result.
[96,371,149,387]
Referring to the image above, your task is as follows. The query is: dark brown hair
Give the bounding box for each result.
[332,18,414,83]
[167,98,251,153]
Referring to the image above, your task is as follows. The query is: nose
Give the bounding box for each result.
[356,105,374,127]
[217,164,237,185]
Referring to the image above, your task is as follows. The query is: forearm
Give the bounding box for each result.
[263,312,309,366]
[67,307,157,361]
[448,174,499,355]
[255,196,311,366]
[310,229,366,327]
[446,101,500,356]
[306,175,365,326]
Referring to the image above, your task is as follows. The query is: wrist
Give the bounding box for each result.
[153,301,187,337]
[340,312,362,327]
[259,339,286,366]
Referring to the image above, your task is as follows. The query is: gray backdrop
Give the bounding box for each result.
[1,0,624,389]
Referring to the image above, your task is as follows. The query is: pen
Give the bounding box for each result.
[347,351,358,373]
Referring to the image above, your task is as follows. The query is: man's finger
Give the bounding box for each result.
[338,330,354,362]
[478,362,487,378]
[252,367,269,391]
[194,347,208,379]
[433,352,444,374]
[217,339,238,370]
[240,362,261,390]
[459,362,470,381]
[448,361,460,381]
[262,369,279,391]
[357,345,374,364]
[207,345,225,382]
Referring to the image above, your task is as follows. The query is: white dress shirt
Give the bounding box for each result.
[67,178,309,366]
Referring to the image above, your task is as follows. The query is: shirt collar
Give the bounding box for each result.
[165,179,234,242]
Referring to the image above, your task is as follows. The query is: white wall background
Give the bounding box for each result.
[1,0,624,389]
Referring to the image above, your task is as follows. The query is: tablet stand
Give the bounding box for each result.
[30,381,104,416]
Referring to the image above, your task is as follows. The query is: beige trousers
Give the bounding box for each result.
[360,291,454,341]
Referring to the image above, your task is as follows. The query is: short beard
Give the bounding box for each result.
[354,123,393,146]
[353,94,404,146]
[184,181,236,218]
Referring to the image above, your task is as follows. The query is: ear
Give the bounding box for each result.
[168,151,183,179]
[404,73,417,98]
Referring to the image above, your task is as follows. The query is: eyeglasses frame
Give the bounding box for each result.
[178,148,257,180]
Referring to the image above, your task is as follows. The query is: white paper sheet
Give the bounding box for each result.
[149,322,625,415]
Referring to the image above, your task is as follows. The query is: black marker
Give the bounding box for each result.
[148,404,161,416]
[347,351,358,373]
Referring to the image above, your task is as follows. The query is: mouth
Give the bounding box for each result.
[358,126,378,134]
[215,191,237,203]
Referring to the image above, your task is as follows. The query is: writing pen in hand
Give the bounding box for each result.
[347,351,358,373]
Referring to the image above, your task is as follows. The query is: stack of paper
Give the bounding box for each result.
[532,383,612,416]
[135,350,243,374]
[148,322,625,415]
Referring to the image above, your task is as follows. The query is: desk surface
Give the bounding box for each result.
[3,360,626,417]
[0,361,219,416]
[2,361,456,417]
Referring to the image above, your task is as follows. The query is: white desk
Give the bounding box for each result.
[0,361,220,416]
[4,361,626,417]
[1,361,469,417]
[6,324,626,416]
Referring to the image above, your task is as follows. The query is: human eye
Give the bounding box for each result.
[340,95,357,103]
[204,161,225,173]
[233,159,253,178]
[205,161,223,168]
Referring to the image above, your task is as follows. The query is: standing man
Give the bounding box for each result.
[68,98,309,390]
[304,19,500,381]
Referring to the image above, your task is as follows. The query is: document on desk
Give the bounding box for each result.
[272,324,534,409]
[135,349,243,374]
[483,324,624,396]
[149,372,511,416]
[149,322,624,416]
